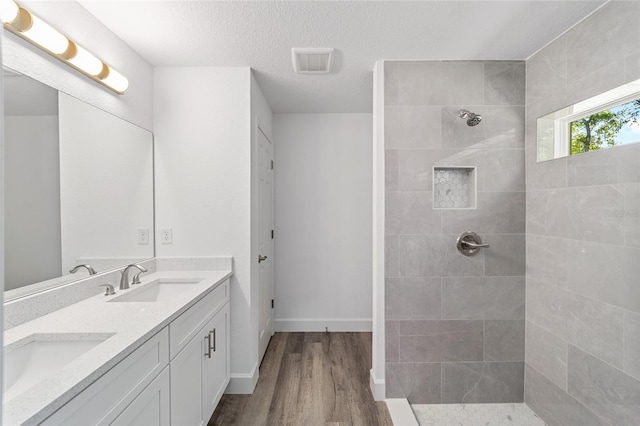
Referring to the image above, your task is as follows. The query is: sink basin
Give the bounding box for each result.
[109,278,202,303]
[3,333,113,401]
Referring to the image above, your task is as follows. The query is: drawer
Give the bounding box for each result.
[42,327,169,426]
[169,279,228,359]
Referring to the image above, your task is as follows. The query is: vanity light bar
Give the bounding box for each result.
[0,0,129,94]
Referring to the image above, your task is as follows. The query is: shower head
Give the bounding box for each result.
[458,109,482,126]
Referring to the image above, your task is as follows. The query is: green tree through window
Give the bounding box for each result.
[570,99,640,155]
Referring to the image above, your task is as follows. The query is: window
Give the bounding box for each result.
[537,79,640,161]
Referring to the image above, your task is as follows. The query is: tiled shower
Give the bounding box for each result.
[383,2,640,424]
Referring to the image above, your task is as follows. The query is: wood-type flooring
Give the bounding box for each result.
[209,332,392,426]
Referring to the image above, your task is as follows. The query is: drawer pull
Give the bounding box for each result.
[209,330,215,352]
[204,335,212,358]
[212,328,216,352]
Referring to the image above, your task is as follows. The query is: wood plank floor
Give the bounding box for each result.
[209,332,392,426]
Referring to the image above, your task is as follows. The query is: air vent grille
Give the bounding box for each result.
[292,48,335,74]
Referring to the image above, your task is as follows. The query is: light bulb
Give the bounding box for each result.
[101,67,129,93]
[23,14,69,54]
[0,0,18,23]
[68,43,103,75]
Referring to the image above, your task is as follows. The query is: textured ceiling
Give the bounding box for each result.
[79,1,606,113]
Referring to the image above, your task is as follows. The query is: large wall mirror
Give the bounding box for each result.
[3,67,154,300]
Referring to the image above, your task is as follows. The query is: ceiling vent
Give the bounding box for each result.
[292,48,335,74]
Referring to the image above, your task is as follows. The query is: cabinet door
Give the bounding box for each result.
[202,303,230,421]
[111,366,170,426]
[170,328,206,426]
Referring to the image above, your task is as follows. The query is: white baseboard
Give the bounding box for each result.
[385,399,419,426]
[225,361,259,394]
[370,369,386,401]
[274,318,372,332]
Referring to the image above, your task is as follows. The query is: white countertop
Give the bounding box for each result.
[3,270,232,426]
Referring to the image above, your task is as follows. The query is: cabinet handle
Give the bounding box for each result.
[204,334,212,358]
[211,329,216,352]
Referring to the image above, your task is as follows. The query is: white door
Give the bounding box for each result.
[258,125,274,363]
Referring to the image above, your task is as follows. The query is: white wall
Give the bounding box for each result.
[58,93,154,273]
[4,115,61,290]
[154,67,258,392]
[2,1,153,130]
[273,113,373,331]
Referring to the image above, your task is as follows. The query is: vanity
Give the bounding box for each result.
[4,265,232,425]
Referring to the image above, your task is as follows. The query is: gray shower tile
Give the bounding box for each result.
[398,235,484,278]
[441,106,524,150]
[398,320,483,362]
[526,279,624,369]
[396,61,484,106]
[484,62,525,106]
[441,361,524,403]
[566,240,640,313]
[566,144,640,187]
[386,362,442,403]
[526,186,624,245]
[565,1,640,83]
[565,61,626,109]
[396,150,432,191]
[385,150,398,191]
[526,37,566,105]
[385,106,442,149]
[625,51,640,83]
[385,192,441,235]
[386,320,400,362]
[484,319,525,362]
[525,147,568,190]
[525,364,606,426]
[385,277,441,320]
[624,310,640,381]
[481,149,525,192]
[525,321,568,391]
[568,345,640,426]
[484,234,525,276]
[384,61,399,105]
[385,235,399,278]
[441,276,525,320]
[442,192,525,235]
[623,182,640,248]
[526,234,567,287]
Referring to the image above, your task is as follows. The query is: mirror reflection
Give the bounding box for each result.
[4,68,154,299]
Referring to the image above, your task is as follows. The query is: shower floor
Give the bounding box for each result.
[411,403,546,426]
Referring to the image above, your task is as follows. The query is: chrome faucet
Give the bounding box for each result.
[120,264,148,290]
[69,264,97,275]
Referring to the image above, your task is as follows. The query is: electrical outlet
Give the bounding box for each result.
[161,228,173,244]
[138,228,149,245]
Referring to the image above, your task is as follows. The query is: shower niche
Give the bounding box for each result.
[433,167,476,209]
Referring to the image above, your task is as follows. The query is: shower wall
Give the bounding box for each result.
[524,2,640,425]
[384,61,526,403]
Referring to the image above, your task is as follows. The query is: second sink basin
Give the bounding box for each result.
[109,278,202,303]
[4,333,114,402]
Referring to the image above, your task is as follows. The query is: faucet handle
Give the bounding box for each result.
[98,284,116,296]
[132,272,144,285]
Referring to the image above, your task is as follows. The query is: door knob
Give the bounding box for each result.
[258,255,268,263]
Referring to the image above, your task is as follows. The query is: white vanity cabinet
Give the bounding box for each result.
[41,328,170,426]
[40,279,230,426]
[170,283,230,425]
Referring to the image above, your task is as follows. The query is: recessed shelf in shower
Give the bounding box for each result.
[433,167,476,209]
